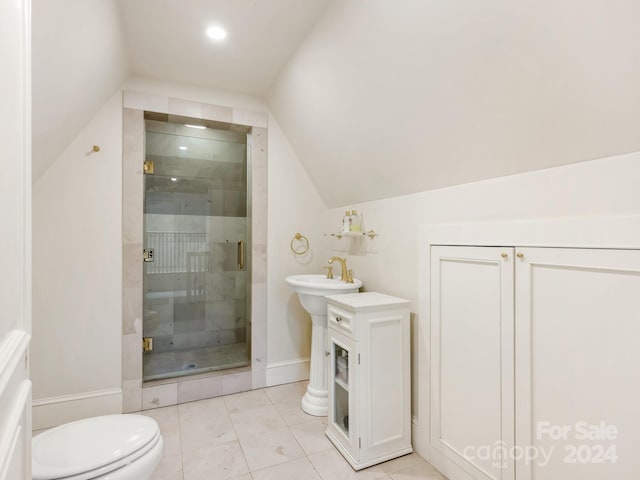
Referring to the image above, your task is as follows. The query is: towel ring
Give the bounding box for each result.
[290,233,310,255]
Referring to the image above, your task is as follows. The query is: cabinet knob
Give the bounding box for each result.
[335,316,342,322]
[501,253,508,259]
[325,350,330,356]
[517,253,524,259]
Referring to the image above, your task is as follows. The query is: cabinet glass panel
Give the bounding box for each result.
[333,342,350,437]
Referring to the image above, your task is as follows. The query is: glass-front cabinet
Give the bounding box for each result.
[325,292,412,470]
[328,330,358,459]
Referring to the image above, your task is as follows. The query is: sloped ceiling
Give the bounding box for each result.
[32,0,129,180]
[32,0,331,180]
[268,0,640,207]
[117,0,332,94]
[34,1,640,206]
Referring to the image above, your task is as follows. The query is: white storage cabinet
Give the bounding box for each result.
[325,292,412,470]
[430,245,640,480]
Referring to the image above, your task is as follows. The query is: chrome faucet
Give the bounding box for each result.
[328,256,350,282]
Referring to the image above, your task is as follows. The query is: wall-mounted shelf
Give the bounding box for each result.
[330,210,377,240]
[330,230,378,240]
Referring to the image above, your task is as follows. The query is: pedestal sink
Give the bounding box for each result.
[286,274,363,416]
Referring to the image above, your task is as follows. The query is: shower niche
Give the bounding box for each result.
[141,112,251,381]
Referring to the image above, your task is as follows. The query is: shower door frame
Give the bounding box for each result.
[121,92,268,412]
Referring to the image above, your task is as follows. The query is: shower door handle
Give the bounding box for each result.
[238,241,245,270]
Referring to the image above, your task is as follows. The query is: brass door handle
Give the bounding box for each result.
[238,240,245,270]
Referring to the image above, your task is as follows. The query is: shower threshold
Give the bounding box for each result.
[143,342,249,382]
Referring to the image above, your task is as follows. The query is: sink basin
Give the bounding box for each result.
[286,274,363,315]
[286,273,363,416]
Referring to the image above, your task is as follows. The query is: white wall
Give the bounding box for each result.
[32,91,124,426]
[331,151,640,298]
[265,119,330,383]
[32,0,129,180]
[31,77,329,425]
[326,151,640,453]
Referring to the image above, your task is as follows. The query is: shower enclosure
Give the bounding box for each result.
[142,113,251,381]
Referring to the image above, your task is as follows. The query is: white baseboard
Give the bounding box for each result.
[266,358,310,387]
[32,388,122,430]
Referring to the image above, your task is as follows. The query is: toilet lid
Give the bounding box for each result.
[32,414,159,480]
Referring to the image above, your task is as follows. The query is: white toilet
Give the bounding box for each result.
[32,414,163,480]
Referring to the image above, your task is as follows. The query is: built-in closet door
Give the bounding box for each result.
[515,247,640,479]
[0,0,32,477]
[430,246,515,480]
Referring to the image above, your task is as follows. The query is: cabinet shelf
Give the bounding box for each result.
[334,376,349,392]
[337,421,349,437]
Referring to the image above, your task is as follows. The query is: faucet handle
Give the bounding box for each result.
[323,265,334,279]
[346,269,354,283]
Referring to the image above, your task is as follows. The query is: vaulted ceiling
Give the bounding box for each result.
[33,0,640,207]
[117,0,331,94]
[32,0,331,179]
[32,0,129,179]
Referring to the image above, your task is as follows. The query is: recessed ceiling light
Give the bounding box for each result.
[178,146,188,151]
[206,26,227,41]
[185,124,206,130]
[170,177,178,182]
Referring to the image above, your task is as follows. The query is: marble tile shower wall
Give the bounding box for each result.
[144,215,248,354]
[144,125,248,218]
[122,92,268,412]
[145,189,247,218]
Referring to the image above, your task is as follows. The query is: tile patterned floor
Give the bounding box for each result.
[144,381,447,480]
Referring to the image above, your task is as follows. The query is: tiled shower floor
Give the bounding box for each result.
[144,342,249,381]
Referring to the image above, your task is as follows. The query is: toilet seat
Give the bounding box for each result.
[32,414,161,480]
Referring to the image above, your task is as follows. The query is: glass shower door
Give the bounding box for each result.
[142,116,250,381]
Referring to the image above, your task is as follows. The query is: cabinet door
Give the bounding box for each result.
[358,308,411,462]
[327,329,358,461]
[515,247,640,480]
[0,0,32,477]
[431,246,515,480]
